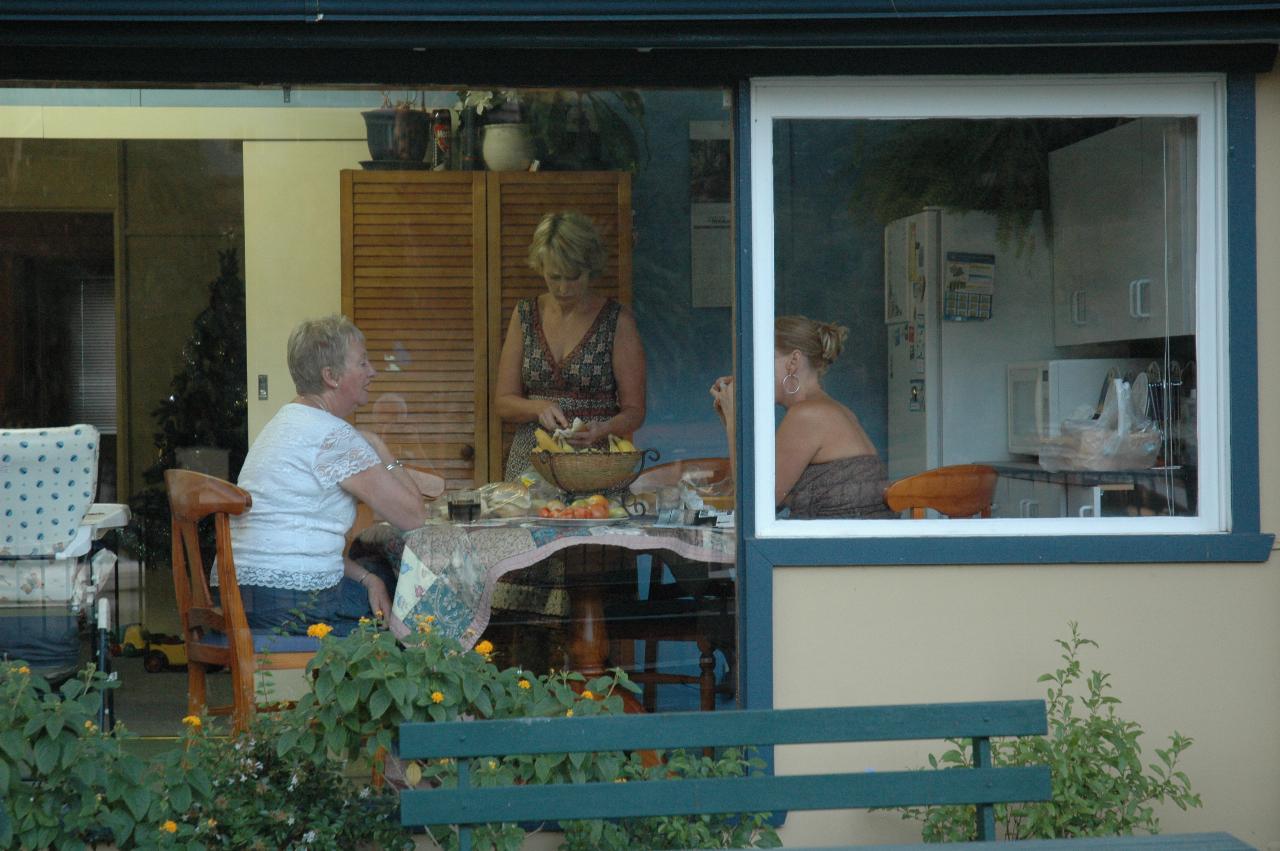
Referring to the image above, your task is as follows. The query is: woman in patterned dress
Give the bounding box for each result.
[495,211,646,481]
[489,212,647,669]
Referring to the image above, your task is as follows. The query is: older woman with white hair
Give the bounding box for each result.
[226,314,433,639]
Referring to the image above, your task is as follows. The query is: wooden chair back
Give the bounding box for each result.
[884,464,998,519]
[165,468,316,731]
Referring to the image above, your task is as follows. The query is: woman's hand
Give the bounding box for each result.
[536,401,570,432]
[404,466,445,501]
[361,573,410,639]
[710,375,735,424]
[565,419,609,449]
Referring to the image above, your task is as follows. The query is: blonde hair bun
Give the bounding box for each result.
[775,315,849,374]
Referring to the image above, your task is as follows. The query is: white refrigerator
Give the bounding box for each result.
[884,208,1060,480]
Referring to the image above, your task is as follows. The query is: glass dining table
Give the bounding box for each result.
[388,515,735,683]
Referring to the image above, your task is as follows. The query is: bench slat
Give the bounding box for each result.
[398,701,1048,759]
[400,766,1051,827]
[796,833,1257,850]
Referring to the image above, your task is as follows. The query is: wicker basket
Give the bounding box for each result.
[531,450,644,494]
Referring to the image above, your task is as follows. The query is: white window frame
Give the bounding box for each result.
[748,74,1228,540]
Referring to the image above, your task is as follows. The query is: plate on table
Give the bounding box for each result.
[528,516,628,527]
[457,517,529,528]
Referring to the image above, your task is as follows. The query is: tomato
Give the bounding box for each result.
[538,506,552,518]
[589,503,609,519]
[572,506,591,519]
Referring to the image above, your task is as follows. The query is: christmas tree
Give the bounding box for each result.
[127,246,248,564]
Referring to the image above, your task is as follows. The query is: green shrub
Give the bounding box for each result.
[899,622,1202,842]
[0,663,164,851]
[4,619,778,850]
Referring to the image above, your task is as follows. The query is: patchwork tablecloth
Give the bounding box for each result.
[390,520,734,650]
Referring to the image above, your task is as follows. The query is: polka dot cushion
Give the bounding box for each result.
[0,425,100,557]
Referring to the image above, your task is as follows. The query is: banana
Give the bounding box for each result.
[535,428,568,454]
[611,435,635,453]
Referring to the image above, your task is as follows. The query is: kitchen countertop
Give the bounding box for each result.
[980,460,1189,487]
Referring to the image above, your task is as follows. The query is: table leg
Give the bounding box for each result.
[567,582,648,716]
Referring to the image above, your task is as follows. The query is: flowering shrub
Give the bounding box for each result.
[0,662,166,850]
[3,618,779,850]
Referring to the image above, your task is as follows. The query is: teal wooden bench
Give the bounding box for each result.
[399,700,1257,850]
[399,699,1056,849]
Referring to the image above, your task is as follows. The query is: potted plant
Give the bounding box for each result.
[456,90,534,171]
[456,88,649,172]
[361,92,432,165]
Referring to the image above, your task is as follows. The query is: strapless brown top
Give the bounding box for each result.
[783,454,894,519]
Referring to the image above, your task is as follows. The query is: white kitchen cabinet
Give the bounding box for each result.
[994,475,1065,518]
[1049,117,1196,346]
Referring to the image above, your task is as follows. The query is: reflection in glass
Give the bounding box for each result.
[773,116,1197,519]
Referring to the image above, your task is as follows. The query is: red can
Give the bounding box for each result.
[430,109,452,169]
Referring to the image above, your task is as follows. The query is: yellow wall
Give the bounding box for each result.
[242,139,366,435]
[769,67,1280,850]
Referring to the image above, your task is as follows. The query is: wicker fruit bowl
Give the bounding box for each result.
[531,450,645,494]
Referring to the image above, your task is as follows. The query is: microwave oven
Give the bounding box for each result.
[1006,359,1144,455]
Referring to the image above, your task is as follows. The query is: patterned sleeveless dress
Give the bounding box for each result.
[503,296,623,481]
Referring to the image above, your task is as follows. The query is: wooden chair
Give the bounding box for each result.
[165,468,319,732]
[607,457,735,712]
[884,463,998,519]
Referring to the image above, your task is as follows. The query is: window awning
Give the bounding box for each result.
[0,0,1275,83]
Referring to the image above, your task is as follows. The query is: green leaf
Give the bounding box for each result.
[337,678,359,713]
[369,688,392,720]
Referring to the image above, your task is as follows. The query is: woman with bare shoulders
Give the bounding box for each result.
[709,315,892,519]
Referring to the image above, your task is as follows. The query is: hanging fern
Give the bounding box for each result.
[849,117,1122,251]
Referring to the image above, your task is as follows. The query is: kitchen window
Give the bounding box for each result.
[746,75,1261,554]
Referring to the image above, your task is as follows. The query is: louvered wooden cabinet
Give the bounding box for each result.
[341,170,632,487]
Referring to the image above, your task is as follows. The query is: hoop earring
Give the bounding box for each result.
[782,371,801,395]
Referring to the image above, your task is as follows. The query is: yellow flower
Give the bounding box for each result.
[518,679,531,689]
[474,639,494,655]
[614,777,628,783]
[417,619,433,635]
[358,616,372,626]
[425,615,436,623]
[17,665,29,675]
[182,714,202,729]
[581,690,594,700]
[306,623,334,639]
[207,818,218,829]
[161,820,178,834]
[83,720,97,731]
[488,759,498,770]
[431,691,445,703]
[565,709,574,717]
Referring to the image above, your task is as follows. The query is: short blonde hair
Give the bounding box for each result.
[775,315,848,375]
[287,315,364,395]
[527,211,607,280]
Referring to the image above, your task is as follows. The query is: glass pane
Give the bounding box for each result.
[0,83,736,714]
[771,116,1198,520]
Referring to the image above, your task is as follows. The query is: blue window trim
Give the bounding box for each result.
[733,72,1274,712]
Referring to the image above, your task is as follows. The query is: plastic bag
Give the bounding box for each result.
[1038,378,1162,472]
[477,481,531,518]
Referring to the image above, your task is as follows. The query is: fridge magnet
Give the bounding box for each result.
[942,251,995,320]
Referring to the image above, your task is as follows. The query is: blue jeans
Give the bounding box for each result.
[224,558,399,636]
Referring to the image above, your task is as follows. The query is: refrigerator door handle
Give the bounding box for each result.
[1129,277,1152,318]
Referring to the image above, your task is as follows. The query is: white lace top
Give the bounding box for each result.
[225,403,380,591]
